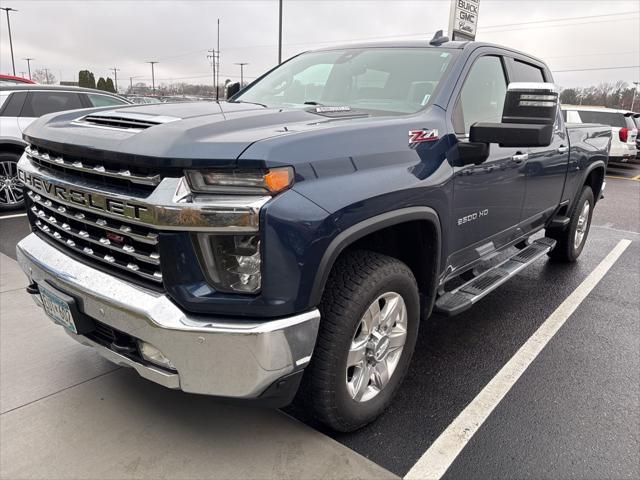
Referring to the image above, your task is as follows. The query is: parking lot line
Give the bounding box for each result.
[606,175,640,182]
[0,213,27,220]
[404,238,632,480]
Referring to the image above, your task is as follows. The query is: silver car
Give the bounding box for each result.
[0,85,130,210]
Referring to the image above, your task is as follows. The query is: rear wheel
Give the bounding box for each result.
[547,186,594,262]
[300,250,420,432]
[0,152,24,211]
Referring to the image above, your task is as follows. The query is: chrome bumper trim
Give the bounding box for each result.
[17,233,320,398]
[70,333,181,389]
[17,155,270,232]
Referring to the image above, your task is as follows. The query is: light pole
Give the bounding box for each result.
[129,76,142,94]
[23,57,33,79]
[207,49,217,99]
[146,61,158,95]
[1,7,18,75]
[110,67,120,92]
[278,0,283,64]
[216,18,220,101]
[235,62,248,86]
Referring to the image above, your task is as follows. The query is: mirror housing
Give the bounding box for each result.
[226,82,242,98]
[448,141,490,167]
[470,82,559,148]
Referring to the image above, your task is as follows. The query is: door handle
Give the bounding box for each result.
[512,153,528,164]
[558,145,569,153]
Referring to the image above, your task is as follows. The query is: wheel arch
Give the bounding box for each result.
[0,138,27,157]
[309,207,442,318]
[583,161,606,202]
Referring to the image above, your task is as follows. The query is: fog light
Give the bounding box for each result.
[138,341,177,371]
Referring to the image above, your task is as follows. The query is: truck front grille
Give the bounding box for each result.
[26,190,163,285]
[25,145,161,192]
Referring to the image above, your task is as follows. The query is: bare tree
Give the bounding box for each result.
[32,68,56,85]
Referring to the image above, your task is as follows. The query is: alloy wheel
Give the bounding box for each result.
[345,291,408,402]
[0,161,23,207]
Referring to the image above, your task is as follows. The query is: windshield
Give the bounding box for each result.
[234,47,458,114]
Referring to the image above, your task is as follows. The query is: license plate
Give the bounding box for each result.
[40,285,77,333]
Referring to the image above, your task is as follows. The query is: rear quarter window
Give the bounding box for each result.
[0,91,27,117]
[574,111,626,128]
[86,93,129,107]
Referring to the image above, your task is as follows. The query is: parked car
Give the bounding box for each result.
[16,37,610,432]
[0,85,130,210]
[632,112,640,156]
[0,74,36,85]
[561,105,638,162]
[127,96,162,105]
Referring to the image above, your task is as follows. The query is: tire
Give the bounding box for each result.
[546,186,594,262]
[300,250,420,431]
[0,152,25,211]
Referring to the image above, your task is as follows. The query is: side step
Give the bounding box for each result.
[434,238,556,317]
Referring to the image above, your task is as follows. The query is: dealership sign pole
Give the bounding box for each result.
[448,0,480,41]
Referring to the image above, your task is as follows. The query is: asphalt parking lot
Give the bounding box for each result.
[1,168,638,479]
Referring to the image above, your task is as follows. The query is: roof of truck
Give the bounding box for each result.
[312,40,547,66]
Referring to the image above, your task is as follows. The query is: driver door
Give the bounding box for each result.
[448,54,527,269]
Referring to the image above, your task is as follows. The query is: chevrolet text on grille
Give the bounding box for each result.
[17,151,270,232]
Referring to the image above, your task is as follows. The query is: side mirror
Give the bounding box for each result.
[226,82,242,98]
[470,82,559,148]
[448,141,490,167]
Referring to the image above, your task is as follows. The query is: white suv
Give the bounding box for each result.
[0,85,130,210]
[561,105,638,163]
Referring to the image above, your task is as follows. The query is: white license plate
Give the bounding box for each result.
[40,286,77,333]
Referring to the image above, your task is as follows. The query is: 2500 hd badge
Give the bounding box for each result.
[458,209,489,226]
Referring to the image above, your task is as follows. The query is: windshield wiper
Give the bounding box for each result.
[229,100,269,108]
[303,101,324,106]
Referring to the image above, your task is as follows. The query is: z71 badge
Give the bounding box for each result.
[408,129,439,148]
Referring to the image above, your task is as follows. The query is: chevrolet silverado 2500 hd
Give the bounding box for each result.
[16,36,611,431]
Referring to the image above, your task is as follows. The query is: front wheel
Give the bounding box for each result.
[547,185,594,262]
[0,152,25,211]
[300,250,420,432]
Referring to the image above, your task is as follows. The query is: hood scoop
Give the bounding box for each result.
[75,111,181,132]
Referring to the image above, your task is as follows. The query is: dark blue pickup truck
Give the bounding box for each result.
[16,35,610,431]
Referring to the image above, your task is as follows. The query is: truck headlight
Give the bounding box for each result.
[185,167,294,195]
[196,233,261,293]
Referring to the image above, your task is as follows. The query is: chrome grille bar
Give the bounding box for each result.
[32,206,160,266]
[25,145,161,186]
[27,191,158,245]
[33,219,163,283]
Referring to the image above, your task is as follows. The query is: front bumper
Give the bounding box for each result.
[17,233,320,403]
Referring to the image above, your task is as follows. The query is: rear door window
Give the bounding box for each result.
[511,59,545,82]
[574,111,626,128]
[21,91,84,117]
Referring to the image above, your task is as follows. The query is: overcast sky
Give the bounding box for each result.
[0,0,638,90]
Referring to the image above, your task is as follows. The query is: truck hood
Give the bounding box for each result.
[23,101,374,168]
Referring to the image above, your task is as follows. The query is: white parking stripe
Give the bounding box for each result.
[405,239,632,480]
[0,213,27,220]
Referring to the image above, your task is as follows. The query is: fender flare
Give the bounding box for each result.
[581,160,607,199]
[309,206,442,307]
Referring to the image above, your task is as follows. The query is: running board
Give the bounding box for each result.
[435,238,557,317]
